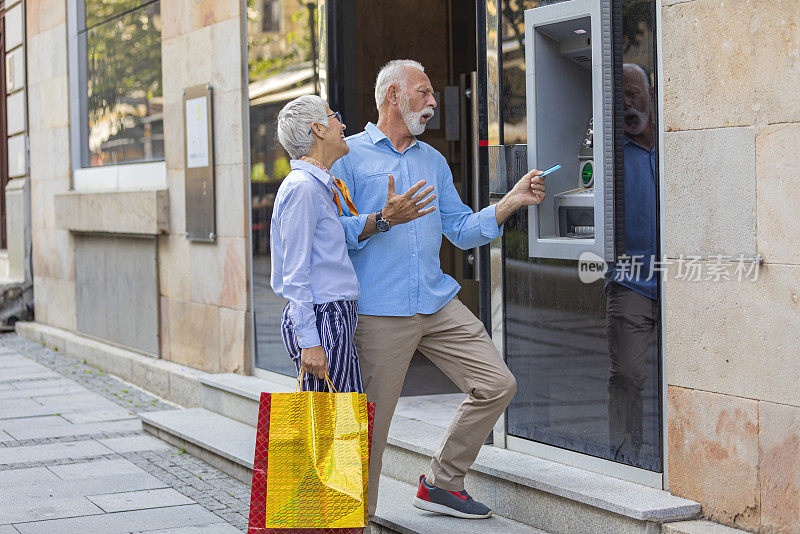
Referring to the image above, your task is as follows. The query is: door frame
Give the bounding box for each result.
[0,0,9,249]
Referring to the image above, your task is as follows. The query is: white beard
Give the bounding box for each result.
[624,100,652,135]
[399,92,433,136]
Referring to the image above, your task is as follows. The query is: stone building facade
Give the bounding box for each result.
[17,0,800,532]
[662,1,800,531]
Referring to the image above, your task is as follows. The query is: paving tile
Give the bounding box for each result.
[0,467,61,487]
[12,378,83,390]
[0,388,84,402]
[87,488,194,513]
[33,392,120,409]
[97,435,173,454]
[0,472,168,504]
[0,492,103,524]
[0,403,60,420]
[1,416,141,440]
[12,505,226,534]
[0,440,113,465]
[0,371,60,383]
[0,396,45,408]
[0,335,248,532]
[139,525,243,533]
[59,409,137,424]
[0,362,49,374]
[49,458,152,480]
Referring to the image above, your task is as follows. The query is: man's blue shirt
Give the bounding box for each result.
[331,122,502,316]
[606,136,658,299]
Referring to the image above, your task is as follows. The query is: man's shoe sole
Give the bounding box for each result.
[412,496,492,519]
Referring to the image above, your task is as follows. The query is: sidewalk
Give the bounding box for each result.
[0,333,249,533]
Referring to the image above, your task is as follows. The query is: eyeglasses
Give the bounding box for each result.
[308,111,342,134]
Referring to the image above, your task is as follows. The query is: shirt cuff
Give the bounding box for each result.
[479,204,504,239]
[296,325,322,349]
[341,214,371,250]
[289,302,321,348]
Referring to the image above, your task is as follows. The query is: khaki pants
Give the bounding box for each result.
[356,297,516,517]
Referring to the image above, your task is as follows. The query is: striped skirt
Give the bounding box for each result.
[280,300,364,393]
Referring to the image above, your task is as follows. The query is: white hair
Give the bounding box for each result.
[276,95,329,159]
[623,63,650,88]
[374,59,425,110]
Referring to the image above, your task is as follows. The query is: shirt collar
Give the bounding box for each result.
[365,122,419,151]
[290,159,333,190]
[624,134,655,154]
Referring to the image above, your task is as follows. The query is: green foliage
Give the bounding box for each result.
[86,2,162,146]
[621,0,654,52]
[247,0,317,82]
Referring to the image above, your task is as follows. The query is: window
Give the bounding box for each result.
[79,0,163,167]
[262,0,281,32]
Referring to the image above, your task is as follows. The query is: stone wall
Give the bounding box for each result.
[27,1,75,331]
[158,0,251,373]
[662,1,800,532]
[26,0,252,374]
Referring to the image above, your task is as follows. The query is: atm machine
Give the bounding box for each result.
[525,0,615,261]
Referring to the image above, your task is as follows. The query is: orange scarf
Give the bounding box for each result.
[300,156,360,216]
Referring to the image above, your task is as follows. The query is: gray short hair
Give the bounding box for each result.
[374,59,425,110]
[276,95,329,159]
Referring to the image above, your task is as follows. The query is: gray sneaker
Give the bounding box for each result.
[412,475,492,519]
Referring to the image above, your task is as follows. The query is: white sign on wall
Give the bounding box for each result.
[185,96,209,169]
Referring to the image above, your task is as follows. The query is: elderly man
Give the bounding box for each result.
[331,59,545,520]
[605,63,659,466]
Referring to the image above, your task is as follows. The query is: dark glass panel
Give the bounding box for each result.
[85,0,153,30]
[85,1,163,166]
[247,0,322,374]
[501,0,662,471]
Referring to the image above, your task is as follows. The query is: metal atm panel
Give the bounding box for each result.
[525,0,614,261]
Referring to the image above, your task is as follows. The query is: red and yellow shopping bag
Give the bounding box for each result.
[248,373,374,533]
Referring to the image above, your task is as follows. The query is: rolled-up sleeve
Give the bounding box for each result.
[278,182,321,348]
[439,160,503,249]
[331,157,372,250]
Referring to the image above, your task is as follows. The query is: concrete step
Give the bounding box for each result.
[139,408,547,534]
[371,476,548,534]
[181,373,703,534]
[198,372,465,429]
[382,415,700,534]
[662,520,751,534]
[198,372,294,426]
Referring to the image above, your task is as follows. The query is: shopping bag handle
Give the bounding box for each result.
[295,369,338,393]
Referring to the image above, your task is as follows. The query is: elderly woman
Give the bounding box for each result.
[271,95,362,393]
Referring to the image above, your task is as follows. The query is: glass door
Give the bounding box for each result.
[247,0,322,374]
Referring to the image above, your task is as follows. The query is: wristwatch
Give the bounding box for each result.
[375,210,391,232]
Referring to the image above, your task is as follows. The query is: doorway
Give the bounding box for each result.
[347,0,479,398]
[247,0,483,404]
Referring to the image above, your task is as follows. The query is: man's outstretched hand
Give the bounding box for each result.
[382,174,437,226]
[495,169,546,227]
[511,169,546,207]
[357,174,437,241]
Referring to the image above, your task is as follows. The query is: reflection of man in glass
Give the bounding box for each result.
[605,63,658,463]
